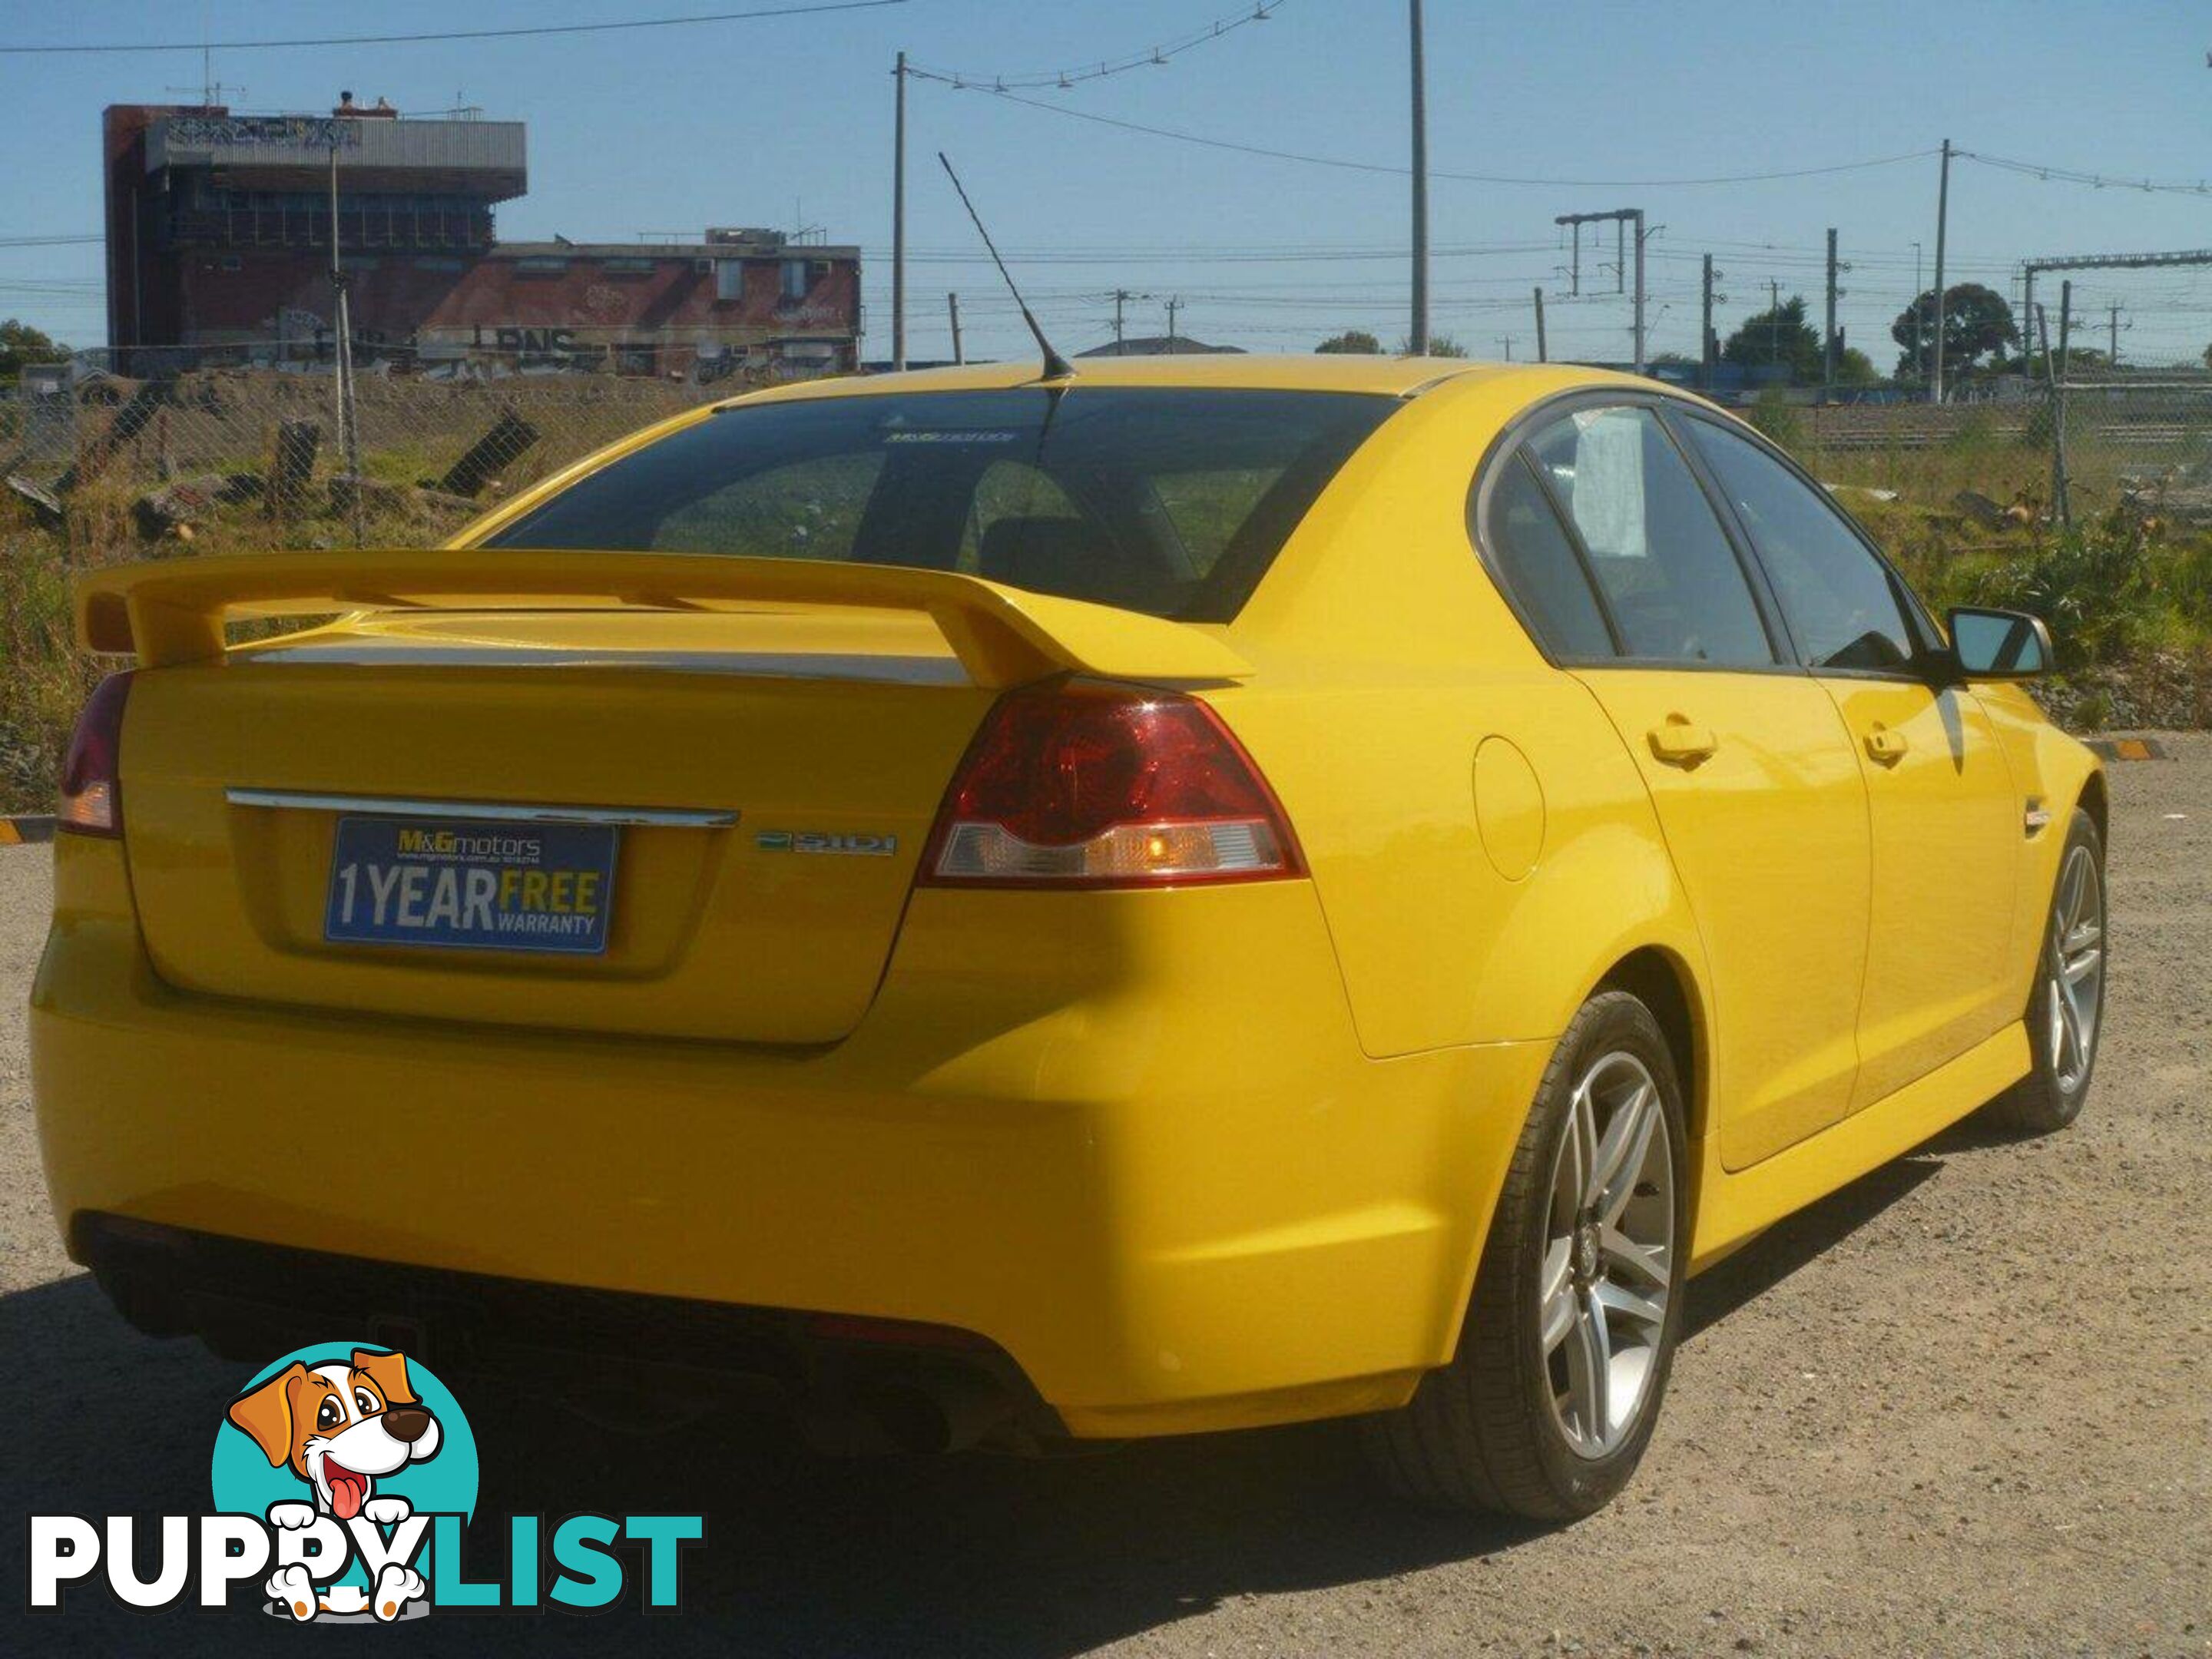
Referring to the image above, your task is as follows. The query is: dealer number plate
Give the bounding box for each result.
[323,816,619,955]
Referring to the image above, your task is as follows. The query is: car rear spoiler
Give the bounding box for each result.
[76,549,1253,689]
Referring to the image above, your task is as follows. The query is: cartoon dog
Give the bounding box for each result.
[226,1348,441,1622]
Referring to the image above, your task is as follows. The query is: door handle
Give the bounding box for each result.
[1647,717,1719,767]
[1864,726,1909,765]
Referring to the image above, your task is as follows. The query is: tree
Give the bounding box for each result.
[0,319,68,379]
[1399,332,1468,357]
[1834,346,1881,386]
[1316,329,1382,355]
[1891,283,2016,380]
[1720,295,1822,380]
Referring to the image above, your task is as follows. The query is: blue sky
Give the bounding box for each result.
[7,1,2212,366]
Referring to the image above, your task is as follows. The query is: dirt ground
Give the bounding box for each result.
[1,737,2206,1657]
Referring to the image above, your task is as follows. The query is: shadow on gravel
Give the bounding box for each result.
[3,1150,1942,1657]
[0,1272,1545,1657]
[1683,1153,1942,1341]
[1921,1113,2046,1154]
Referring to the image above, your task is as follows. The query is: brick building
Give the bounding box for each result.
[102,102,860,378]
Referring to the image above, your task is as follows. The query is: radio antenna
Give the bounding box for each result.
[938,152,1075,381]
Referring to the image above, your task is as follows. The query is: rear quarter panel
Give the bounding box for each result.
[1217,371,1711,1066]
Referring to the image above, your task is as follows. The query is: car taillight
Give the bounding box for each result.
[920,680,1303,888]
[58,671,133,838]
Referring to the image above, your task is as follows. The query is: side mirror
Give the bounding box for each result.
[1946,607,2053,679]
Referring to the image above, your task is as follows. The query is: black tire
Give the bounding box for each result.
[1360,988,1689,1519]
[1979,806,2106,1136]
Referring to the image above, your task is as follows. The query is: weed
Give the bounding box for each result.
[1744,391,1803,450]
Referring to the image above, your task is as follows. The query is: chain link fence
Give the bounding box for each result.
[1721,373,2212,539]
[2,344,770,548]
[8,340,2211,574]
[1757,373,2212,732]
[1792,394,2051,520]
[2045,372,2212,530]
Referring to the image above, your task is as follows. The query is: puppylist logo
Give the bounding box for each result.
[28,1343,704,1622]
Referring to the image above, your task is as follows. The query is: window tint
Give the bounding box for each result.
[1684,418,1919,672]
[481,388,1396,622]
[1482,451,1615,659]
[1525,406,1775,667]
[1149,468,1284,571]
[653,452,883,561]
[955,459,1081,574]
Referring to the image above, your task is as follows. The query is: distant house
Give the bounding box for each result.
[1078,335,1243,358]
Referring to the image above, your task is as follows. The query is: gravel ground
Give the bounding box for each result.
[2,737,2206,1657]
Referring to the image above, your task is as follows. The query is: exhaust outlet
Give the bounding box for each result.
[858,1370,1014,1455]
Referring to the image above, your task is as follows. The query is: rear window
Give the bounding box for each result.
[480,387,1397,621]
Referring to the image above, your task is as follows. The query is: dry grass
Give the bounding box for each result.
[0,488,465,813]
[0,511,103,813]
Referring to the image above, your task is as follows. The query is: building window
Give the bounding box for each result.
[514,255,569,276]
[780,259,810,304]
[716,260,744,303]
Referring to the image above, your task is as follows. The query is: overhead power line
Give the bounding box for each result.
[886,2,1289,363]
[865,240,1558,266]
[1957,148,2212,197]
[0,227,2007,273]
[905,2,1284,91]
[950,84,1939,187]
[869,237,1551,259]
[0,0,903,55]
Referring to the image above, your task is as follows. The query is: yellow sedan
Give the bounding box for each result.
[34,355,2104,1518]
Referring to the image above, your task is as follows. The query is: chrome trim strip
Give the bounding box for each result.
[224,788,737,829]
[239,643,968,684]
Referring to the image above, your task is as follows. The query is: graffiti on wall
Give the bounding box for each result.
[165,115,363,149]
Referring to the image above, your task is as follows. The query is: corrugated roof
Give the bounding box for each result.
[1077,335,1242,357]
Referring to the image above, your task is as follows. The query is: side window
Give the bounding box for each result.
[1682,418,1921,673]
[1525,406,1776,667]
[1481,451,1616,659]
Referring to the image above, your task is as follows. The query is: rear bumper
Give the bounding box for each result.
[31,835,1548,1437]
[69,1211,1065,1452]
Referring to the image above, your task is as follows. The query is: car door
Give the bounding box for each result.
[1677,413,2022,1111]
[1492,400,1872,1170]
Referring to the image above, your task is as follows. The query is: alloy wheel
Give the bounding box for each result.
[2046,843,2104,1096]
[1541,1051,1674,1460]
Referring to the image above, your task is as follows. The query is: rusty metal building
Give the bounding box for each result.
[102,103,861,378]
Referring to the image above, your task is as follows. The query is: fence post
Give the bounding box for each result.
[266,419,323,520]
[439,409,541,498]
[2055,281,2074,531]
[2038,297,2070,532]
[56,381,167,494]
